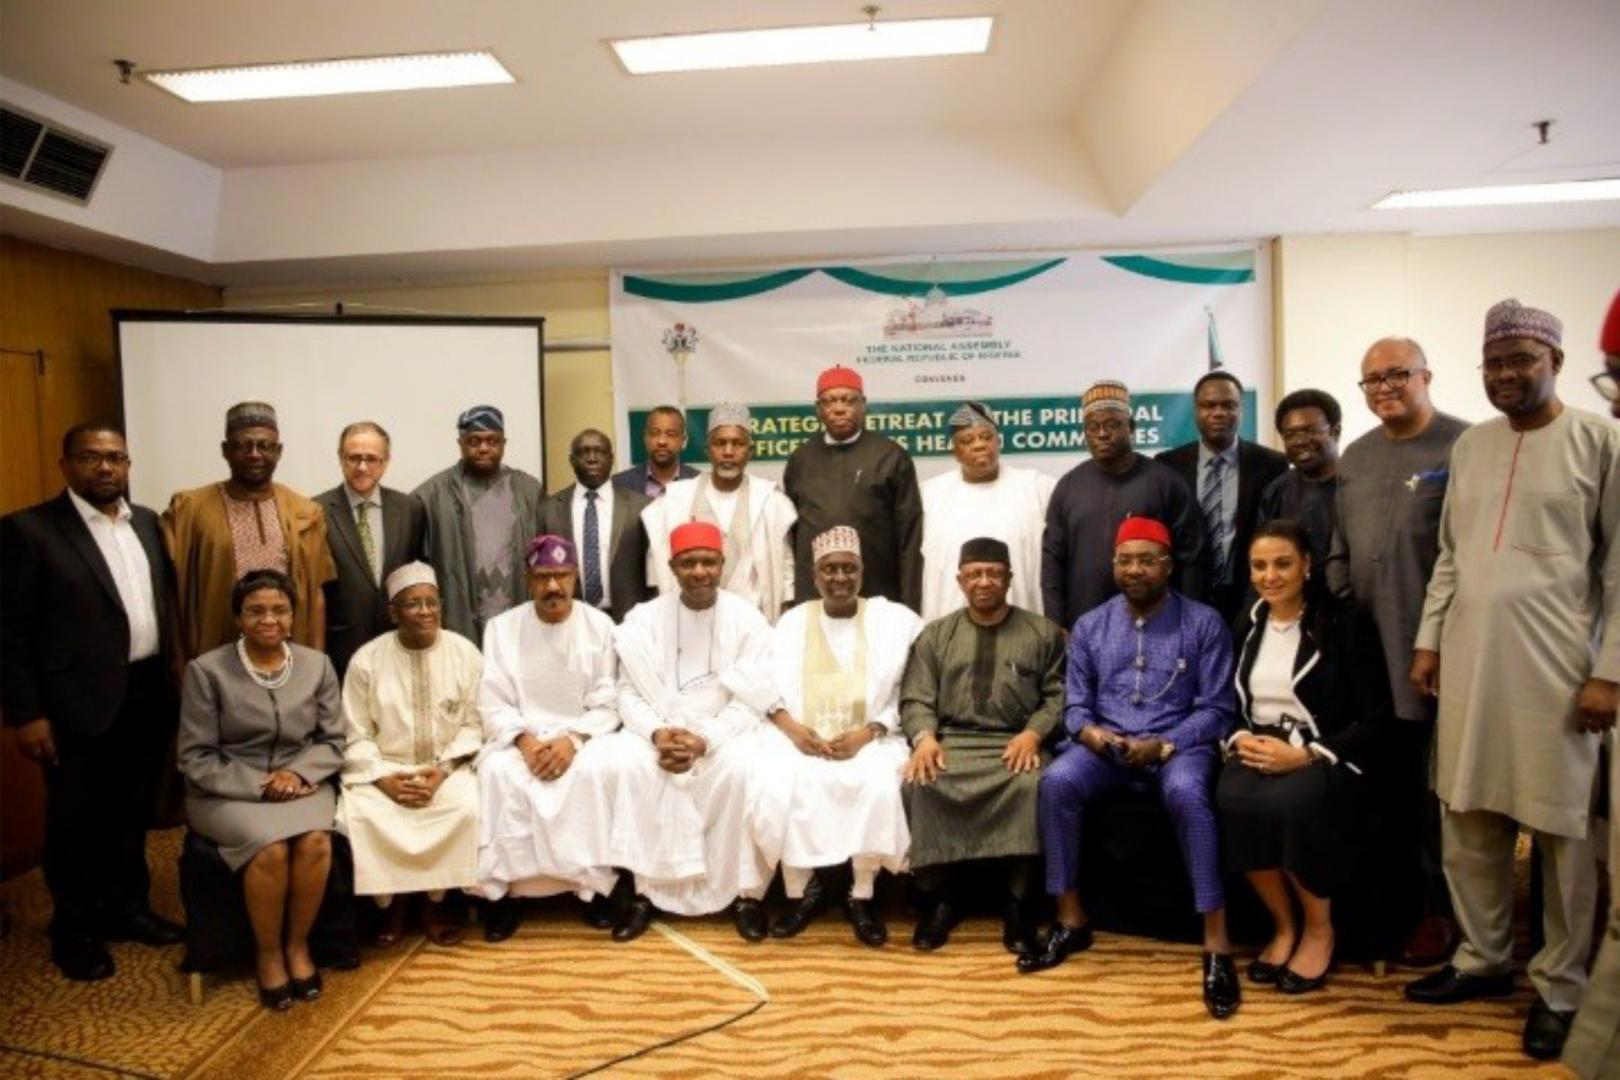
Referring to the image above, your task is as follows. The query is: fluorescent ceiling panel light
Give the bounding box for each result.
[610,16,993,74]
[144,51,513,103]
[1373,178,1620,209]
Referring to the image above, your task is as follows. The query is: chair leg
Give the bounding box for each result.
[189,970,204,1006]
[1374,958,1387,980]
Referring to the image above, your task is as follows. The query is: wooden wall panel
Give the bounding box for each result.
[0,236,220,878]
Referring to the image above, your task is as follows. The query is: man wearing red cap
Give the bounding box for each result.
[1406,299,1619,1062]
[1027,516,1240,1021]
[782,366,924,611]
[606,521,786,942]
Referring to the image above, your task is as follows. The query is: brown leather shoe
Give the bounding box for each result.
[424,898,468,946]
[1397,915,1460,968]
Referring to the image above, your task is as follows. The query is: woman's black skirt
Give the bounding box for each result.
[1216,758,1360,899]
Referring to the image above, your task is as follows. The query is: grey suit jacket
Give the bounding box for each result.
[539,483,655,622]
[315,485,427,677]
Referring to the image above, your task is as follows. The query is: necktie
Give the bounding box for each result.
[1201,456,1228,583]
[583,490,604,606]
[355,500,380,582]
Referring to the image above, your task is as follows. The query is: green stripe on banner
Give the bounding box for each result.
[822,259,1066,297]
[1102,254,1254,285]
[622,269,817,302]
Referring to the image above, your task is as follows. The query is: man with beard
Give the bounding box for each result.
[782,367,923,611]
[1042,381,1205,630]
[1406,299,1619,1063]
[900,537,1066,955]
[613,405,699,499]
[412,405,545,645]
[920,401,1054,620]
[1255,390,1342,569]
[1158,372,1288,625]
[1025,517,1238,1021]
[164,402,334,657]
[644,404,796,623]
[538,429,653,623]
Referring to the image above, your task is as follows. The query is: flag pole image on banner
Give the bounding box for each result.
[610,245,1269,480]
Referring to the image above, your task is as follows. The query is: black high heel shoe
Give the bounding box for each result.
[1276,958,1335,995]
[287,972,323,1002]
[258,981,295,1010]
[1247,958,1285,984]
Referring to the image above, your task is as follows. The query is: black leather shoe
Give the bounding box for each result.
[258,980,295,1011]
[845,898,887,947]
[613,897,656,943]
[1203,952,1241,1020]
[482,899,522,943]
[1016,922,1094,974]
[51,935,114,982]
[1002,899,1036,955]
[912,900,957,951]
[733,898,768,942]
[582,895,617,930]
[1403,964,1515,1005]
[1522,997,1574,1061]
[771,878,830,939]
[1276,963,1332,995]
[288,972,323,1002]
[1247,958,1285,984]
[104,910,185,946]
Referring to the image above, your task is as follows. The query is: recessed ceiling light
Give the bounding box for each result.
[609,16,994,75]
[143,51,514,103]
[1373,178,1620,210]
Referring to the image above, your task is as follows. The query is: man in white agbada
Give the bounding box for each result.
[1406,299,1620,1064]
[643,403,795,623]
[920,401,1054,620]
[610,520,785,942]
[473,533,628,943]
[338,561,483,946]
[760,526,922,946]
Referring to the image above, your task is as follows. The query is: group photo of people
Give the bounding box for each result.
[4,291,1616,1074]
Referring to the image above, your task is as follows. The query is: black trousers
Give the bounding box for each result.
[42,657,174,940]
[1381,716,1453,924]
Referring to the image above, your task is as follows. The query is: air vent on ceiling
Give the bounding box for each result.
[0,103,113,205]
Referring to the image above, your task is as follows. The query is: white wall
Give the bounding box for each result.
[1276,229,1620,442]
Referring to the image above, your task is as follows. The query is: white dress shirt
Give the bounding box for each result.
[570,482,614,610]
[68,489,159,661]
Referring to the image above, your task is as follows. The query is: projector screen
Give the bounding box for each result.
[115,313,545,510]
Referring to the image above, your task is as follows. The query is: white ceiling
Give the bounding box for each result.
[1,0,1616,285]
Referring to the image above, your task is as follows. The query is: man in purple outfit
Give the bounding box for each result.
[1024,516,1238,1020]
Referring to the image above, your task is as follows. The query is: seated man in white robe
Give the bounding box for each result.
[473,534,628,943]
[761,526,922,946]
[339,562,484,946]
[921,401,1055,620]
[610,520,785,942]
[643,403,795,622]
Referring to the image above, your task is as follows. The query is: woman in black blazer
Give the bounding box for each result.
[1216,519,1392,994]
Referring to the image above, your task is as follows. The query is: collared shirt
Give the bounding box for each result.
[570,481,614,610]
[823,429,863,446]
[1197,440,1240,580]
[68,489,159,661]
[345,484,386,583]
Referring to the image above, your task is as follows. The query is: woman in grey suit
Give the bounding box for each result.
[177,569,344,1010]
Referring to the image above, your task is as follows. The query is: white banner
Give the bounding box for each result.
[611,245,1270,479]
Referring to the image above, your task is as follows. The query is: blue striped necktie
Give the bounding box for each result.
[583,490,604,606]
[1201,455,1228,582]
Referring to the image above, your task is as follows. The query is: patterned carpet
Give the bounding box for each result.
[0,829,1578,1079]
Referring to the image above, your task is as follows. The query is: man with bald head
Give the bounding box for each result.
[1324,337,1468,967]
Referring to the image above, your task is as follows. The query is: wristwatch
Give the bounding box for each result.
[1158,740,1176,763]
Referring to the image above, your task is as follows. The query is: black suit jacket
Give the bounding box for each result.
[316,485,427,677]
[539,483,655,622]
[1,491,176,739]
[1158,438,1288,620]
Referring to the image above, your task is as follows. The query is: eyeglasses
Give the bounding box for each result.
[1357,369,1413,391]
[1112,554,1170,569]
[1592,371,1618,402]
[959,566,1009,583]
[395,597,441,612]
[1083,418,1128,436]
[1279,423,1331,442]
[226,438,282,454]
[68,450,130,467]
[1478,353,1542,376]
[343,453,385,468]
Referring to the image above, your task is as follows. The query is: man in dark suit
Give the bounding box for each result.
[316,421,427,676]
[611,404,699,499]
[1,423,184,980]
[542,429,654,622]
[1157,371,1288,624]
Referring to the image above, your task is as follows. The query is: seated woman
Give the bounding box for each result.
[177,569,344,1010]
[1216,519,1391,994]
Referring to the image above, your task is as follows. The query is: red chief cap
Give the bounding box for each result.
[1603,290,1620,356]
[1115,516,1171,550]
[816,365,864,395]
[670,521,724,555]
